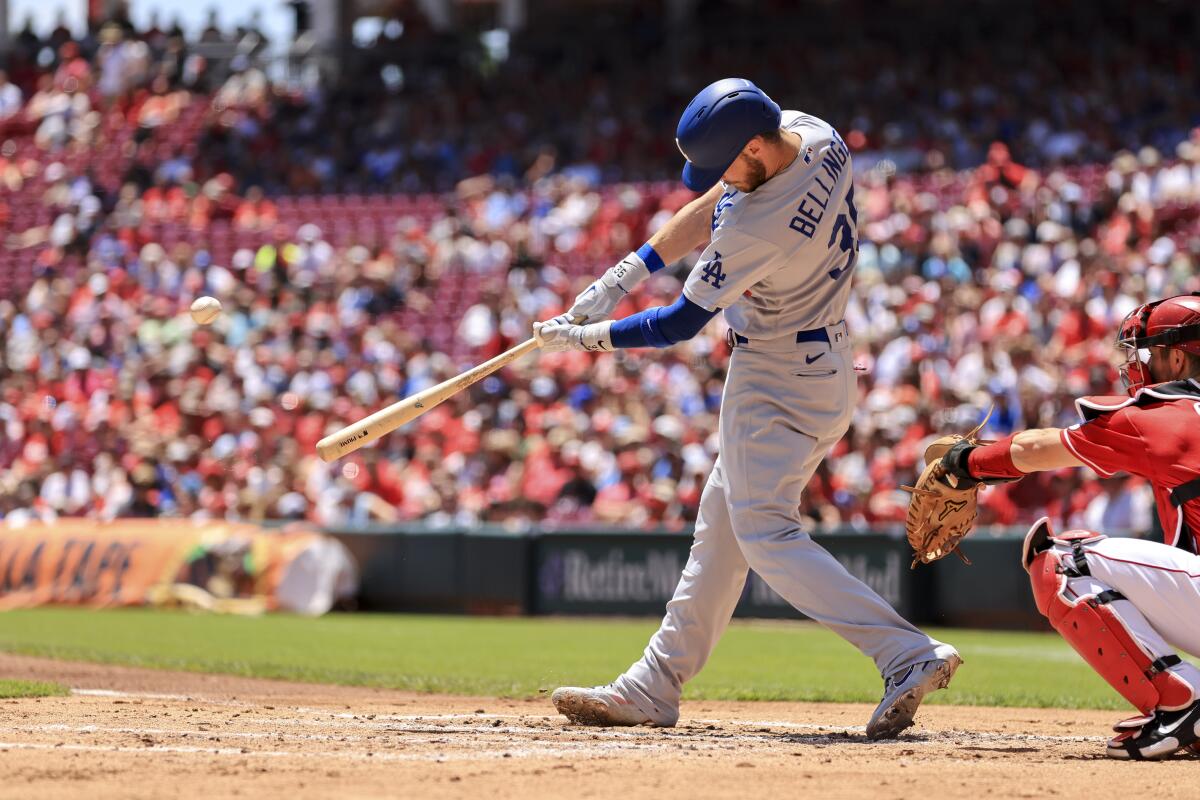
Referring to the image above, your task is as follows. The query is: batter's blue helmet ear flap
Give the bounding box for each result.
[680,159,727,196]
[676,78,782,191]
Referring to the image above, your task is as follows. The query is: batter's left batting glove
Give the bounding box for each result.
[533,319,614,352]
[547,251,650,326]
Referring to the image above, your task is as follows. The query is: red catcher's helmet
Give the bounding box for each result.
[1115,293,1200,395]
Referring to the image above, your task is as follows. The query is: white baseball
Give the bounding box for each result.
[190,296,222,325]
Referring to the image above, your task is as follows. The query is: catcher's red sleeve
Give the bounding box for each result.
[1060,407,1151,479]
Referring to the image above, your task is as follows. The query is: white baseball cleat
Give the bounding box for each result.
[866,653,963,740]
[551,685,657,727]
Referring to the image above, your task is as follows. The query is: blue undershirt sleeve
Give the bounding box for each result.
[609,292,719,349]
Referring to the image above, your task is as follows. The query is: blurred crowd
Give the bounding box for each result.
[3,1,1198,194]
[1,5,1200,536]
[4,134,1199,533]
[190,0,1200,193]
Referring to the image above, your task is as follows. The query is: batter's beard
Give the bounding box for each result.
[737,155,768,192]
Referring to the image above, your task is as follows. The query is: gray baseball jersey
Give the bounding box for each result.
[597,110,955,726]
[683,110,857,339]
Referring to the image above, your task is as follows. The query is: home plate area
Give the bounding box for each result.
[0,656,1193,800]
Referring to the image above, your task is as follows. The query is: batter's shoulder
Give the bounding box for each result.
[782,109,837,140]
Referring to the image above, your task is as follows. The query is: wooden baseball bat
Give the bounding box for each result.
[316,337,542,462]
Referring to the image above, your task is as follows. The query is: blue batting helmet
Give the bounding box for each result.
[675,78,782,191]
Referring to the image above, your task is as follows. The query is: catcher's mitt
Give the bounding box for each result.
[901,411,994,568]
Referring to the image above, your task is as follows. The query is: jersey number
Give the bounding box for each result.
[827,187,858,281]
[700,252,727,289]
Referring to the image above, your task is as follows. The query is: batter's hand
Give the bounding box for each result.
[533,319,614,352]
[551,251,651,325]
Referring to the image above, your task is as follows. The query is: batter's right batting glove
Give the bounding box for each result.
[533,319,614,352]
[549,251,650,325]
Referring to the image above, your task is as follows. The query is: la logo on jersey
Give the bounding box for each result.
[700,252,727,289]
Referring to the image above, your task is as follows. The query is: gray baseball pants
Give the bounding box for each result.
[613,323,955,724]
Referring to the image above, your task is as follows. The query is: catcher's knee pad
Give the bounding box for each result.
[1024,518,1195,715]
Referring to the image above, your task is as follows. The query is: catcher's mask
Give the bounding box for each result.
[1116,293,1200,396]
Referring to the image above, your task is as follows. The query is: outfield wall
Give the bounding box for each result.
[327,527,1055,629]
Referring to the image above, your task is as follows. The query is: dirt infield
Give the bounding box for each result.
[0,653,1192,799]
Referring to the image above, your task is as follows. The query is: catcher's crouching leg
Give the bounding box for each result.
[1022,518,1197,717]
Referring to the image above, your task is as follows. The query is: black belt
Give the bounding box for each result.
[727,326,831,348]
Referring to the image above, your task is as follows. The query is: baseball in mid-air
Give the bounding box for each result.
[190,296,222,325]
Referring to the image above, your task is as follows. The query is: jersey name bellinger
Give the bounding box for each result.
[788,133,850,239]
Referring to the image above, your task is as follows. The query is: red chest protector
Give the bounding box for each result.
[1075,379,1200,553]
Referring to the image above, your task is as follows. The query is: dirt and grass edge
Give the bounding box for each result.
[0,678,69,698]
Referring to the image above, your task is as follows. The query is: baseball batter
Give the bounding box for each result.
[533,78,960,739]
[925,294,1200,759]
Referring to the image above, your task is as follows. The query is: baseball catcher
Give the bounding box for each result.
[906,293,1200,760]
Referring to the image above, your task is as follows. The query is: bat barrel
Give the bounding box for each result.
[315,338,541,462]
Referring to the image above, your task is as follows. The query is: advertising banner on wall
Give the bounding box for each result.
[0,519,357,615]
[533,532,918,620]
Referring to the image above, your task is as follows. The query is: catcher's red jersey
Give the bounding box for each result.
[1060,380,1200,550]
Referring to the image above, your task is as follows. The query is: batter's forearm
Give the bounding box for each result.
[609,292,719,348]
[563,185,722,323]
[646,184,724,264]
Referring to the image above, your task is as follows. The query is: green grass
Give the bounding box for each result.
[0,678,69,698]
[0,608,1141,710]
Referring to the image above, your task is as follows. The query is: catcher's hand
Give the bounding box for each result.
[901,411,995,568]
